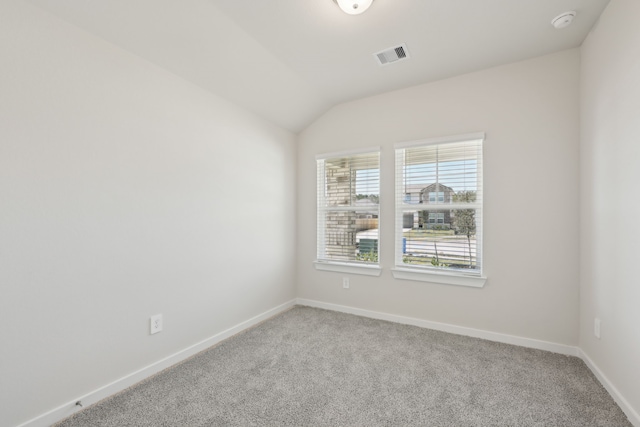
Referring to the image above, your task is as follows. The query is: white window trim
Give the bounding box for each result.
[394,132,485,287]
[391,267,486,287]
[316,147,381,272]
[314,261,383,276]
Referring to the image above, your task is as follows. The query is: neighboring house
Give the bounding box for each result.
[402,183,454,229]
[420,183,454,228]
[402,183,427,204]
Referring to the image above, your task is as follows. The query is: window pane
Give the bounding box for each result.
[322,210,379,263]
[402,140,481,205]
[318,150,380,265]
[324,154,379,207]
[402,209,479,270]
[396,136,483,276]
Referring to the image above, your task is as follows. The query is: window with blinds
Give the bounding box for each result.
[317,149,380,265]
[395,134,483,275]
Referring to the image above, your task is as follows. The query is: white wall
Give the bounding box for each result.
[0,2,296,426]
[297,50,580,346]
[580,0,640,420]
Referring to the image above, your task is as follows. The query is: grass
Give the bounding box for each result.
[403,229,455,238]
[402,255,437,265]
[402,255,477,268]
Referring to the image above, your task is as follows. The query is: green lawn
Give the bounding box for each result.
[403,229,455,238]
[402,255,476,268]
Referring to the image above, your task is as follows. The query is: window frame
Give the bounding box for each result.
[393,133,486,287]
[314,147,382,277]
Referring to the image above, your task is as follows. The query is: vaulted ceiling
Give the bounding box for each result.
[27,0,609,132]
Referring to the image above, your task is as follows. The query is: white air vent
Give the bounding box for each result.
[374,44,409,66]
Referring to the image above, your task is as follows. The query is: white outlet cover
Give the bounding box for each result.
[150,314,163,334]
[594,318,601,339]
[342,277,350,289]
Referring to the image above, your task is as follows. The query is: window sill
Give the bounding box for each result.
[314,261,382,276]
[391,267,486,288]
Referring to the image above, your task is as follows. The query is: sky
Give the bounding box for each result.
[355,160,478,195]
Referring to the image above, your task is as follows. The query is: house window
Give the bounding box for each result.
[394,133,484,285]
[316,149,380,274]
[428,192,444,203]
[428,212,445,224]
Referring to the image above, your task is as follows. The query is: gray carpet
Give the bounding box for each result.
[55,306,631,427]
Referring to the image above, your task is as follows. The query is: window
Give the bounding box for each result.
[316,149,381,275]
[428,212,445,224]
[394,133,485,287]
[428,192,444,203]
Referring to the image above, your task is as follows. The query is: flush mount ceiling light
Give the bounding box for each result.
[333,0,374,15]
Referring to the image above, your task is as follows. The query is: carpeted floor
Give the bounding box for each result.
[55,306,631,426]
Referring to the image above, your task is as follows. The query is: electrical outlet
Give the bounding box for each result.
[150,314,163,334]
[594,318,601,339]
[342,277,350,289]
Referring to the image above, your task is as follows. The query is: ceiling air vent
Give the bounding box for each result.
[374,44,409,66]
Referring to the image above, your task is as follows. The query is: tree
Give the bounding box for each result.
[452,191,476,267]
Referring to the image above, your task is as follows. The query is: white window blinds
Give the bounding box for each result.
[317,149,380,264]
[395,134,483,275]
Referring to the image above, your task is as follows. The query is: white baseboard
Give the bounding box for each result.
[578,349,640,427]
[17,299,297,427]
[18,298,638,427]
[296,298,579,356]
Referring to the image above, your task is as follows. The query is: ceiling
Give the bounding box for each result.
[27,0,610,133]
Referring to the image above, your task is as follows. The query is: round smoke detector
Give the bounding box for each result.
[551,11,576,29]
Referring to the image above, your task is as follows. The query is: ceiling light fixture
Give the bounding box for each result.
[333,0,374,15]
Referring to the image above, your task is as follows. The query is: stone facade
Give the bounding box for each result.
[324,159,357,260]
